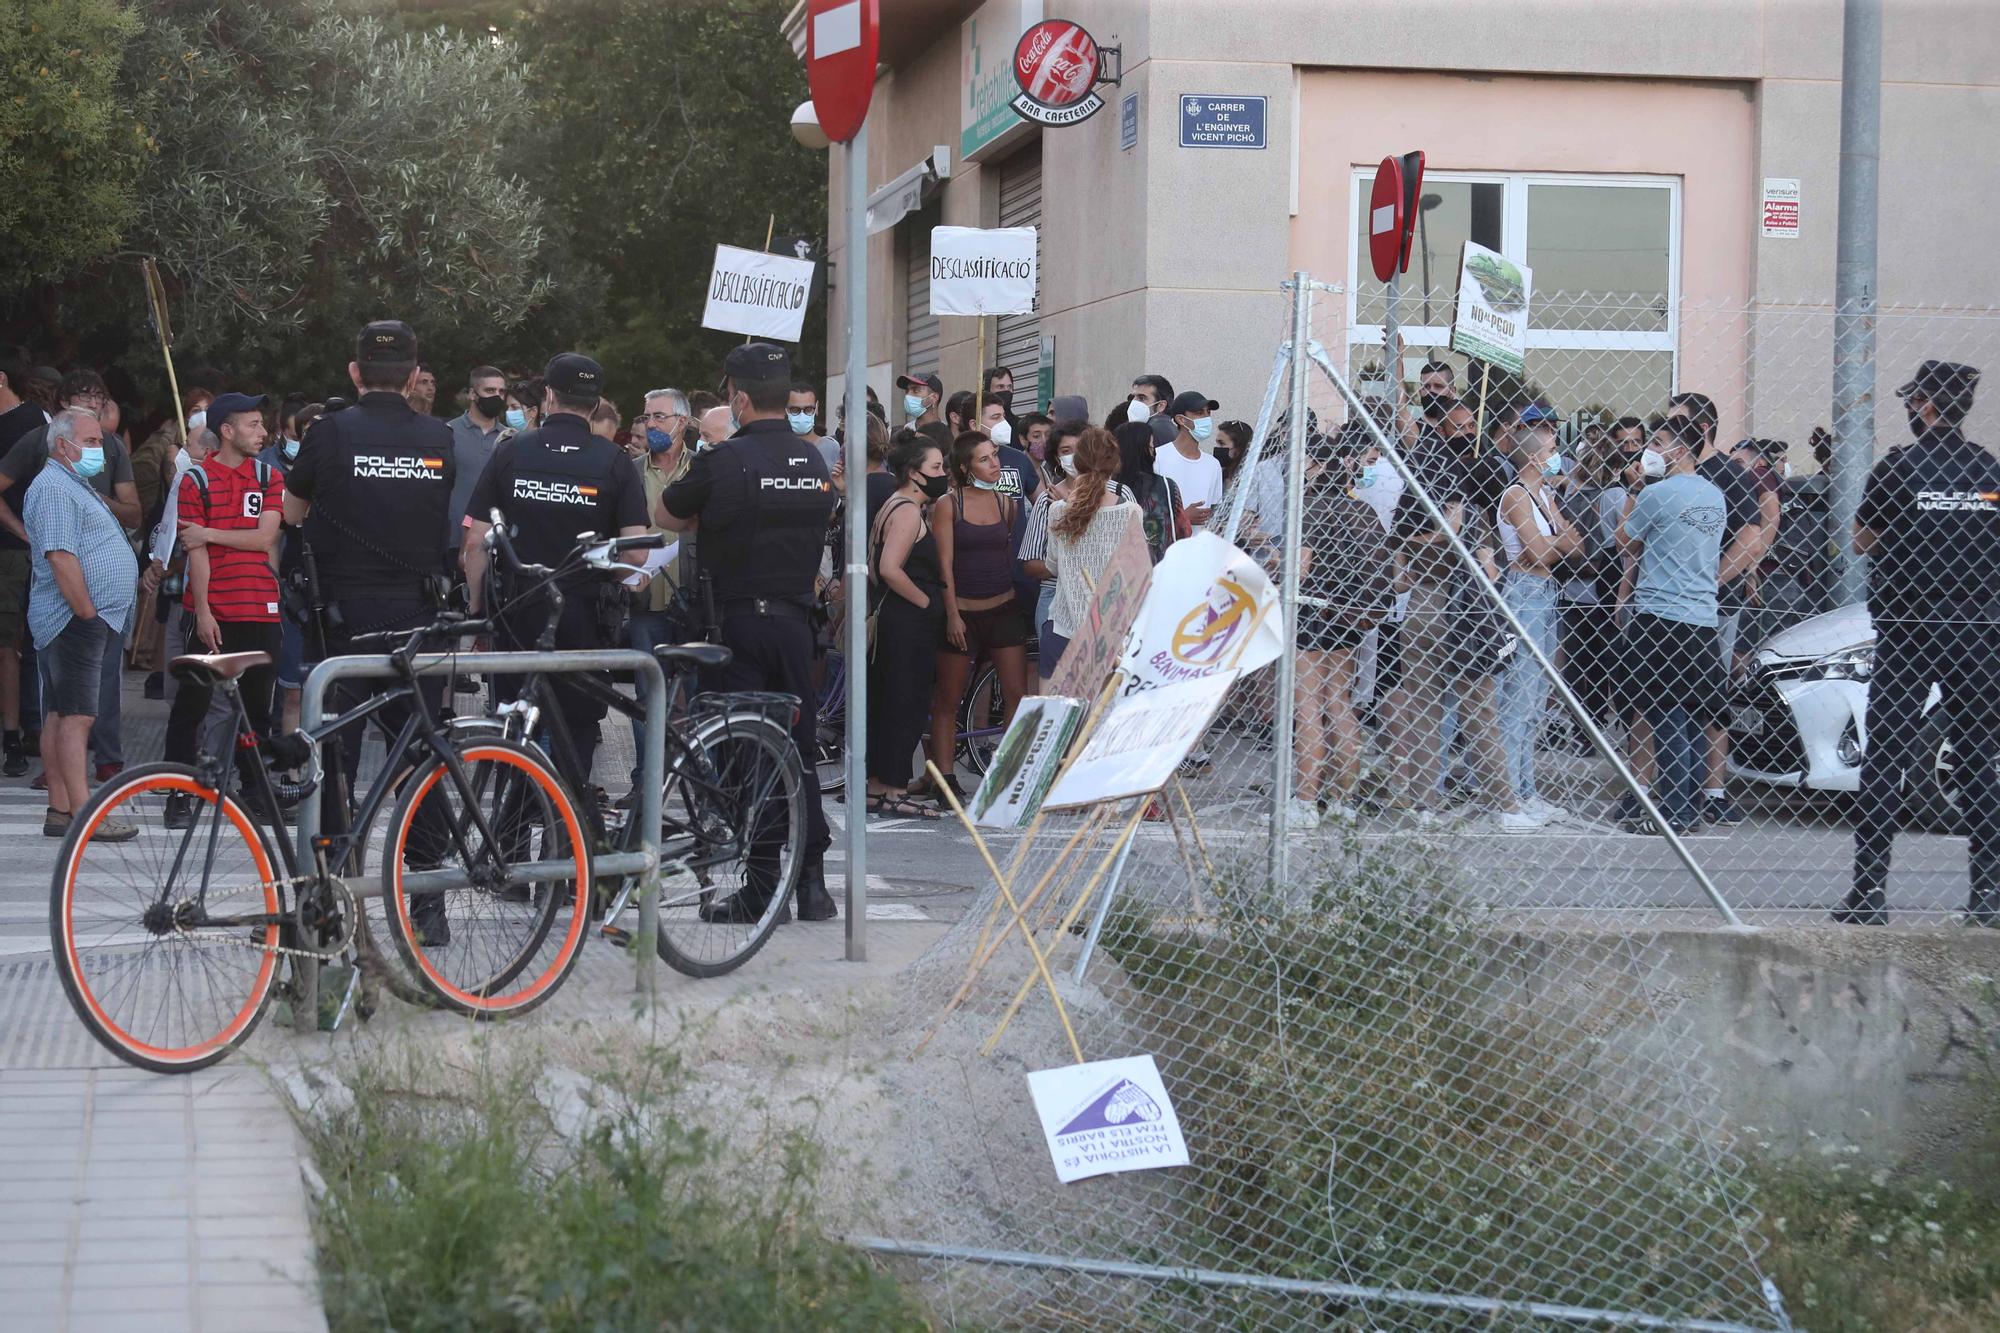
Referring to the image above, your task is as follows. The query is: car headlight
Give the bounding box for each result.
[1810,644,1875,682]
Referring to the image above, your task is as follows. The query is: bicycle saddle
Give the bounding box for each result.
[169,651,272,685]
[653,643,732,672]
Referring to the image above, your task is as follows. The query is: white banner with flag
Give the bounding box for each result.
[1118,532,1282,691]
[929,225,1037,316]
[701,243,816,342]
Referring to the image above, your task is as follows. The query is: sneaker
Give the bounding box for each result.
[1522,795,1565,822]
[1176,750,1213,777]
[1609,793,1644,827]
[1494,808,1547,834]
[93,762,122,784]
[42,808,70,838]
[163,793,193,830]
[1629,813,1702,838]
[453,674,481,694]
[1,748,25,779]
[415,917,452,948]
[1703,795,1745,828]
[1281,797,1321,831]
[143,672,165,700]
[92,817,139,843]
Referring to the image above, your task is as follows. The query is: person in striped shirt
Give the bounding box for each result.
[163,392,284,829]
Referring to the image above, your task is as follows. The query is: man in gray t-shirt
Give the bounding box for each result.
[1622,470,1725,626]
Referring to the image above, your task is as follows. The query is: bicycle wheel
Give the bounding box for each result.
[957,659,1007,779]
[380,737,592,1017]
[814,652,846,794]
[652,708,804,978]
[51,764,283,1073]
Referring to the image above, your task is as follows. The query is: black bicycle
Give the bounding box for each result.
[477,515,808,977]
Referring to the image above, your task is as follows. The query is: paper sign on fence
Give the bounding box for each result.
[929,225,1038,316]
[966,696,1084,828]
[701,243,816,342]
[1118,532,1282,692]
[1045,673,1234,808]
[1448,240,1532,376]
[1027,1055,1189,1183]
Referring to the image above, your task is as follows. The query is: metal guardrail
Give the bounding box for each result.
[292,648,671,1031]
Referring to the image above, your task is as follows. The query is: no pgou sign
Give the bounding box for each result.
[1010,19,1121,128]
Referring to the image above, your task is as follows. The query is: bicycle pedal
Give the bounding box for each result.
[598,923,634,950]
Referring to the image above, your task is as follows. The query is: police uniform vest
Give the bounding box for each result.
[1859,424,2000,627]
[288,391,455,600]
[468,413,646,591]
[667,419,833,608]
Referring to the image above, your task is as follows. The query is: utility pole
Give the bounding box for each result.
[1831,0,1880,608]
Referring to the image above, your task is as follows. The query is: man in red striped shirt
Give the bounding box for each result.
[164,391,284,829]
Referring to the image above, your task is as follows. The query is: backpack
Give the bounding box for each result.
[165,456,277,576]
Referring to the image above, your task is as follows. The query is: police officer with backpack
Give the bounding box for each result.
[660,343,838,924]
[461,353,649,789]
[1839,359,2000,926]
[283,319,457,943]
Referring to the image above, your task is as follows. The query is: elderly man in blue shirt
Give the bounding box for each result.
[25,409,138,841]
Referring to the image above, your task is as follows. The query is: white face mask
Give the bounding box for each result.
[988,419,1013,446]
[1056,452,1077,477]
[1640,448,1668,479]
[1120,397,1145,423]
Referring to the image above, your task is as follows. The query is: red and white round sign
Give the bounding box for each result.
[1010,20,1107,127]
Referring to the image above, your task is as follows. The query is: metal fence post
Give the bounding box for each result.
[1831,0,1880,608]
[1268,273,1312,894]
[843,120,870,963]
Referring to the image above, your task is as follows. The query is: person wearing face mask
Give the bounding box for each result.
[786,381,838,474]
[21,409,138,840]
[697,404,735,450]
[271,402,324,734]
[853,436,949,819]
[1114,374,1174,430]
[1155,391,1224,530]
[1212,419,1252,489]
[446,365,509,576]
[1493,401,1581,824]
[623,386,693,794]
[1840,360,2000,926]
[1615,415,1728,838]
[660,342,841,920]
[975,393,1040,504]
[1016,412,1054,477]
[895,371,949,450]
[1017,421,1124,662]
[499,377,542,438]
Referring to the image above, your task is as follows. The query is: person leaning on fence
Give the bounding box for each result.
[1493,402,1581,824]
[862,434,949,820]
[1615,417,1728,837]
[1280,431,1394,832]
[1838,360,2000,927]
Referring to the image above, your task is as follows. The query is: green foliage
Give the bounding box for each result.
[305,1041,933,1332]
[516,0,827,399]
[0,0,145,294]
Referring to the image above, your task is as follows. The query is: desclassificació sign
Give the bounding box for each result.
[1009,19,1106,127]
[928,225,1038,316]
[1448,240,1532,377]
[1045,673,1233,809]
[701,244,816,342]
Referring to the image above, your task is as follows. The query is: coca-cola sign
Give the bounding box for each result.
[1009,19,1107,126]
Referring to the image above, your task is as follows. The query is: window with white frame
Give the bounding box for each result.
[1347,172,1681,415]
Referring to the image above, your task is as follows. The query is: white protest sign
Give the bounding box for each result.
[701,244,816,342]
[929,225,1037,316]
[1448,240,1532,377]
[1119,531,1282,691]
[1045,673,1233,809]
[1027,1055,1190,1184]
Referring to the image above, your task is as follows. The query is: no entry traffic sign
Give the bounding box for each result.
[807,0,878,145]
[1368,156,1404,284]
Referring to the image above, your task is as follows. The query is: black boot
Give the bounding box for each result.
[795,862,837,921]
[699,892,787,926]
[1831,887,1888,926]
[1967,889,2000,928]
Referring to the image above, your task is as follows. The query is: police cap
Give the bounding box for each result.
[1895,360,1979,416]
[545,352,605,403]
[724,342,790,383]
[356,320,418,364]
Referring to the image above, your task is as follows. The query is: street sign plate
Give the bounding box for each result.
[807,0,878,145]
[1368,156,1403,284]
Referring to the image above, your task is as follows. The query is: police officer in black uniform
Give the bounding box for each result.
[1839,359,2000,926]
[660,342,837,923]
[283,319,457,942]
[461,353,649,787]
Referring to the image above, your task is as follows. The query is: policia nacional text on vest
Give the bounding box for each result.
[660,341,838,924]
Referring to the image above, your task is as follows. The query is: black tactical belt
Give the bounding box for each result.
[719,597,811,621]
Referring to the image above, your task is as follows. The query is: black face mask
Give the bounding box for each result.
[919,473,950,500]
[474,393,505,419]
[1906,402,1929,437]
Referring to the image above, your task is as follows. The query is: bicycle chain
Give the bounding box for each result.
[163,872,359,963]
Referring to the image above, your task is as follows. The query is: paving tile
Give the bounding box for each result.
[68,1258,198,1289]
[0,1241,71,1268]
[71,1312,196,1333]
[75,1215,193,1243]
[76,1237,194,1268]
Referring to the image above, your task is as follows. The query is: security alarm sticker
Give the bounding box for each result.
[1027,1055,1189,1183]
[512,477,600,506]
[353,454,444,481]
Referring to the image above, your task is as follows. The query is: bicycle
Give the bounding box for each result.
[476,516,809,978]
[50,614,595,1073]
[813,643,1033,796]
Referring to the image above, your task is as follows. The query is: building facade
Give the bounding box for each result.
[790,0,2000,445]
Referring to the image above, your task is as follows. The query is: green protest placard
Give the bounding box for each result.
[1449,241,1532,376]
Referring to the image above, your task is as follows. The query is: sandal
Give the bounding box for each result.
[865,793,945,820]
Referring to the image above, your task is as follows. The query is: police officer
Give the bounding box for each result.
[659,342,837,923]
[461,353,649,786]
[283,319,457,943]
[1839,360,2000,926]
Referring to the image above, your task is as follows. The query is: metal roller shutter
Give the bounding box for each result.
[905,205,940,378]
[994,146,1042,403]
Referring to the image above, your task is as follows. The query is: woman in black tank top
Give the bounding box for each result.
[864,438,948,818]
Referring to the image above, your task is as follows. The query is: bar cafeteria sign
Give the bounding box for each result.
[1010,19,1106,126]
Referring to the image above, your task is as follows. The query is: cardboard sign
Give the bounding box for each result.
[1045,673,1234,808]
[701,244,816,342]
[1118,532,1282,691]
[1761,178,1800,239]
[967,696,1084,828]
[1448,241,1532,376]
[1027,1055,1190,1183]
[929,225,1037,316]
[1046,507,1151,700]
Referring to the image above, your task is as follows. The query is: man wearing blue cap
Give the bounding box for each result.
[1839,360,2000,925]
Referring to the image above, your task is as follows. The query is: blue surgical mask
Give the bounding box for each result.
[1356,463,1380,490]
[903,394,925,419]
[971,477,998,492]
[504,408,527,430]
[1189,417,1215,443]
[645,426,676,453]
[74,445,106,478]
[281,437,300,461]
[1541,452,1565,479]
[788,411,816,436]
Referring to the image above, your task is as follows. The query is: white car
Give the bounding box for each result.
[1727,603,1969,828]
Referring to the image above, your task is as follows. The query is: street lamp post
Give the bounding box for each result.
[1418,192,1442,331]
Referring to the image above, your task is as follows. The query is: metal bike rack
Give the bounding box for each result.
[292,648,671,1031]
